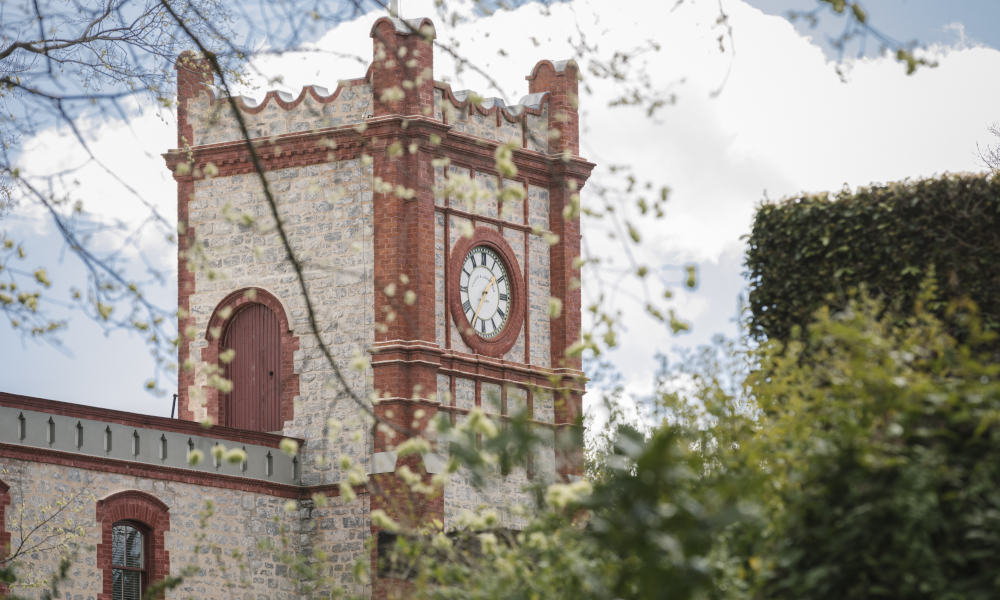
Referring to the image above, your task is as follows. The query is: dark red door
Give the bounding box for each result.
[222,304,281,432]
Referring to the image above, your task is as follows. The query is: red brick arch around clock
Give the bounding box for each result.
[202,287,299,432]
[448,227,527,357]
[96,490,170,600]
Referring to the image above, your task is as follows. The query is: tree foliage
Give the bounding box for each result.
[745,292,1000,599]
[375,292,1000,600]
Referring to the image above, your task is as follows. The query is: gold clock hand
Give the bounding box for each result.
[471,276,497,326]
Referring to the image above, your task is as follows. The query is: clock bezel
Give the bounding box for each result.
[448,227,526,357]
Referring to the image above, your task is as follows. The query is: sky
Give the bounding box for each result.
[2,0,999,419]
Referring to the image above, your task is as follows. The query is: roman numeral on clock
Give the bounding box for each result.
[462,300,472,313]
[479,319,487,333]
[499,293,508,302]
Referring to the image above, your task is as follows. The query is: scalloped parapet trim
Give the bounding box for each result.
[198,77,367,114]
[187,78,373,147]
[433,81,551,152]
[184,74,553,151]
[436,81,549,121]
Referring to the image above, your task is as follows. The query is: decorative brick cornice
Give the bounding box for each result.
[163,125,368,179]
[438,350,586,395]
[369,342,585,395]
[163,116,594,190]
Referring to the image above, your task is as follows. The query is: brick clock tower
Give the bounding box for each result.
[167,14,592,594]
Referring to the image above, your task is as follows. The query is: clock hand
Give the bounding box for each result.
[471,276,497,325]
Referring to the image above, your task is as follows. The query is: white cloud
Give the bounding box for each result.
[15,102,177,263]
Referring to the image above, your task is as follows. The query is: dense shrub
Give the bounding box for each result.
[745,173,1000,343]
[745,296,1000,600]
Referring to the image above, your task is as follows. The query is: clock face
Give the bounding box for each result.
[459,245,511,339]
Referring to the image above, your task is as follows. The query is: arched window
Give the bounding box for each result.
[222,303,281,431]
[204,288,299,433]
[111,522,146,599]
[96,491,169,600]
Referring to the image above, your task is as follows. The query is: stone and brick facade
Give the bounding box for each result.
[0,13,592,598]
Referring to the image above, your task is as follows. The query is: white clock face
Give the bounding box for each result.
[459,245,511,339]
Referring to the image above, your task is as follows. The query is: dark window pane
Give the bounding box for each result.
[112,524,143,568]
[111,522,144,599]
[122,569,142,600]
[112,568,122,598]
[125,527,143,568]
[111,525,126,567]
[112,568,142,600]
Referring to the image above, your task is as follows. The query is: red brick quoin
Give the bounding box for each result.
[201,287,300,429]
[0,480,9,559]
[0,479,9,595]
[96,490,170,600]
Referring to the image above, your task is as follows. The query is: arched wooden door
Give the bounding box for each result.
[221,303,281,432]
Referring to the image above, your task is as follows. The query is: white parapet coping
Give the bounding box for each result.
[0,405,299,486]
[368,450,446,475]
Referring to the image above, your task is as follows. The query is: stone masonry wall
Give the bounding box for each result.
[0,459,370,598]
[442,379,556,530]
[184,159,374,485]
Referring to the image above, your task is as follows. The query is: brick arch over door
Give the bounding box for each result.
[203,288,299,432]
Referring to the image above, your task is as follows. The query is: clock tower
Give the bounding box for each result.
[169,14,592,595]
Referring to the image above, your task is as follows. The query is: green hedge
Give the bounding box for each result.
[746,173,1000,342]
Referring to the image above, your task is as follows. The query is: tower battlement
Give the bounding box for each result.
[175,17,580,157]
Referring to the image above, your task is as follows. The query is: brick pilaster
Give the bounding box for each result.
[528,57,589,478]
[174,52,212,422]
[175,51,213,149]
[526,59,581,156]
[367,21,445,597]
[369,17,436,118]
